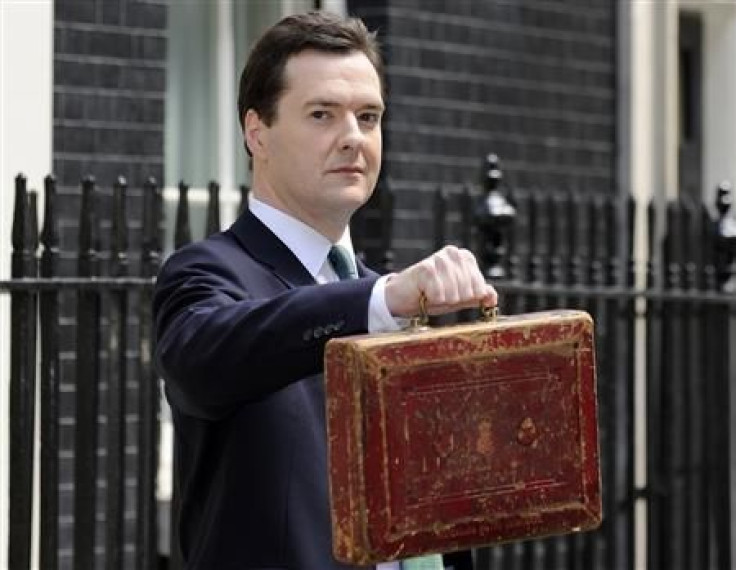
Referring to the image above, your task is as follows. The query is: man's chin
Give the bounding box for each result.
[336,185,375,208]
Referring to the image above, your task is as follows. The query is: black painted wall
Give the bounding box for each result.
[53,0,166,270]
[52,1,167,567]
[348,0,617,266]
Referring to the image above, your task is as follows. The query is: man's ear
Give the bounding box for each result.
[244,109,267,157]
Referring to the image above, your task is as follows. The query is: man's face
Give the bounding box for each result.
[245,49,384,239]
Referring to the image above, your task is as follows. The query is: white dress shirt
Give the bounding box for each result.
[248,195,402,570]
[248,195,402,334]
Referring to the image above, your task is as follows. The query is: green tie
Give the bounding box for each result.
[400,554,444,569]
[328,245,358,280]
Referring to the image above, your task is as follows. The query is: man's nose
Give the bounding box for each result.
[339,115,363,151]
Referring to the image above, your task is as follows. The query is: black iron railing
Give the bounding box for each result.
[2,174,161,570]
[2,155,735,569]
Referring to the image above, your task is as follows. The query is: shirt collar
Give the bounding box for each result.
[248,194,354,279]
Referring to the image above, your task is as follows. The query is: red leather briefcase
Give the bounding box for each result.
[324,309,601,565]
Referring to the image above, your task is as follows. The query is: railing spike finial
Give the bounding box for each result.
[174,180,192,249]
[112,176,129,277]
[41,175,59,278]
[11,174,29,276]
[78,176,99,278]
[27,190,39,255]
[142,177,162,277]
[206,180,221,236]
[11,176,39,278]
[41,175,59,251]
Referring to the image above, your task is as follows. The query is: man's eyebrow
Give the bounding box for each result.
[304,99,340,108]
[304,98,385,111]
[361,103,385,112]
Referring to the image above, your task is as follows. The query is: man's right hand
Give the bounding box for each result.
[383,246,497,318]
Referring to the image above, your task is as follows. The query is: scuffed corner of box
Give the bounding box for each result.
[332,517,355,563]
[325,341,354,562]
[578,309,594,328]
[575,312,602,537]
[325,340,370,565]
[587,438,604,532]
[585,493,604,531]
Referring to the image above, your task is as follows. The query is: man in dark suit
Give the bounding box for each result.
[153,11,496,570]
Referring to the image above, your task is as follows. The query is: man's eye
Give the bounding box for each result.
[311,110,330,120]
[359,112,381,125]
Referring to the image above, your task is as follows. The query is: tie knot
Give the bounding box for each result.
[328,245,357,280]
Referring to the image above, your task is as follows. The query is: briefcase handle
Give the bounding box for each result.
[407,292,499,331]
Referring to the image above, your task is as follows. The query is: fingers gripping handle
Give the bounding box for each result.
[406,292,498,331]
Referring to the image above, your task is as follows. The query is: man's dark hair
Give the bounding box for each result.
[237,11,384,131]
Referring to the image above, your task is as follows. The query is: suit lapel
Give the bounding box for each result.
[229,207,380,286]
[228,207,317,287]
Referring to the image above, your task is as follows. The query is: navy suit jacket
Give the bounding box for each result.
[154,207,379,569]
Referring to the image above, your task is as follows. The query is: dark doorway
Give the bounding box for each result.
[678,12,703,200]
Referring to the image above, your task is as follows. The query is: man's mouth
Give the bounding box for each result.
[328,166,364,174]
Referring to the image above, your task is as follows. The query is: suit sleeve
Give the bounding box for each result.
[153,240,378,420]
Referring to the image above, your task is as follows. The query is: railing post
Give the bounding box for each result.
[696,200,720,568]
[578,193,611,569]
[608,192,635,570]
[138,177,161,570]
[142,177,162,279]
[680,196,708,569]
[105,176,129,570]
[74,175,101,570]
[9,174,39,570]
[667,200,689,570]
[39,174,60,570]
